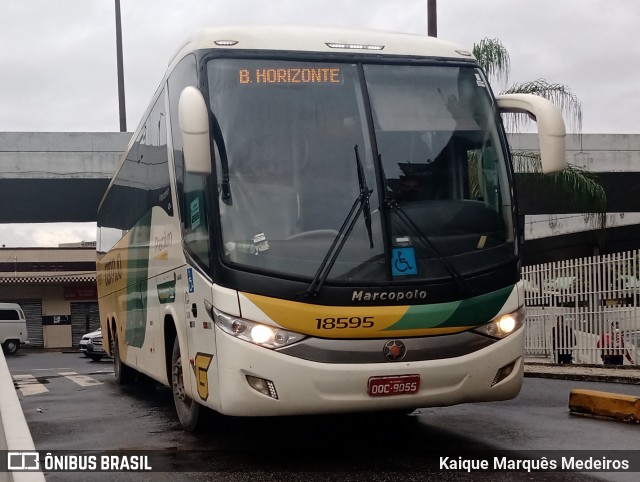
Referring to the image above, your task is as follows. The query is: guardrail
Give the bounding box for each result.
[0,350,45,482]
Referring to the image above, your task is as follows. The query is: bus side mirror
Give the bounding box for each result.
[179,86,212,175]
[496,93,566,174]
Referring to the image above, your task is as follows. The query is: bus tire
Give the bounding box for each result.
[113,335,135,385]
[2,340,20,355]
[171,337,202,431]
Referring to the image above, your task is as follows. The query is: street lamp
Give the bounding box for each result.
[115,0,127,132]
[428,0,437,37]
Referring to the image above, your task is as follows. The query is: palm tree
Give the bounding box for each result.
[473,38,607,226]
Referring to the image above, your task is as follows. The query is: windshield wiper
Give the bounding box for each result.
[304,145,374,298]
[356,145,375,249]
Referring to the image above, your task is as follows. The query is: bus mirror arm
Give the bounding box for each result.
[496,94,566,175]
[179,86,213,175]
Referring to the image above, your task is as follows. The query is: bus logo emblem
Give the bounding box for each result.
[383,340,406,361]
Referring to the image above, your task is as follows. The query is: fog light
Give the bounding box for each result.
[246,375,278,399]
[492,361,516,386]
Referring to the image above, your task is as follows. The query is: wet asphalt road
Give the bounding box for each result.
[5,350,640,482]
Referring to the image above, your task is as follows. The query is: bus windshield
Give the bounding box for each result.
[207,58,514,284]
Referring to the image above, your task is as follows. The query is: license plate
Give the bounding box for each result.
[367,374,420,397]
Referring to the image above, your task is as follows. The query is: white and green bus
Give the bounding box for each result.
[97,26,566,430]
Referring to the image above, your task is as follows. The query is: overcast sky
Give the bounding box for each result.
[1,0,638,247]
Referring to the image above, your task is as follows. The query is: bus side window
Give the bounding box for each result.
[97,90,170,251]
[168,54,212,268]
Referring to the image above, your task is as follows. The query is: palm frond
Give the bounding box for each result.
[476,36,606,237]
[510,149,543,173]
[511,149,607,229]
[502,79,583,133]
[552,164,606,215]
[472,38,511,88]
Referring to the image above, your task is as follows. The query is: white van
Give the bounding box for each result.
[0,303,29,355]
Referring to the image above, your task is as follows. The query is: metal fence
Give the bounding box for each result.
[523,250,640,365]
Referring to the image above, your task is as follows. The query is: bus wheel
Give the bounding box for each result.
[171,337,202,431]
[113,335,134,385]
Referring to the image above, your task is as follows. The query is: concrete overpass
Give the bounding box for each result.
[0,132,130,223]
[510,134,640,264]
[1,131,640,264]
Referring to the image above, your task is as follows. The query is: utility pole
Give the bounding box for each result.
[115,0,127,132]
[427,0,437,37]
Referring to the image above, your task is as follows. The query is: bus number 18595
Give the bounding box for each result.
[315,316,374,330]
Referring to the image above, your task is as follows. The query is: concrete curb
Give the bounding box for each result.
[524,370,640,385]
[524,362,640,385]
[569,389,640,424]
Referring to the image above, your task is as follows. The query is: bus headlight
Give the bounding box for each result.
[213,308,306,349]
[472,309,524,339]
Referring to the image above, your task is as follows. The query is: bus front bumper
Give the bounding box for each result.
[212,326,524,417]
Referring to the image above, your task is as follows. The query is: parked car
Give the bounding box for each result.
[0,302,29,355]
[79,328,108,361]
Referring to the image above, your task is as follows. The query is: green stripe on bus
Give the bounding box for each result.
[125,210,152,348]
[383,285,514,331]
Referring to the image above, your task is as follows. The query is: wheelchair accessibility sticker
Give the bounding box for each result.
[392,247,417,276]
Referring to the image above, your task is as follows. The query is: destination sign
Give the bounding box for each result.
[239,67,343,85]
